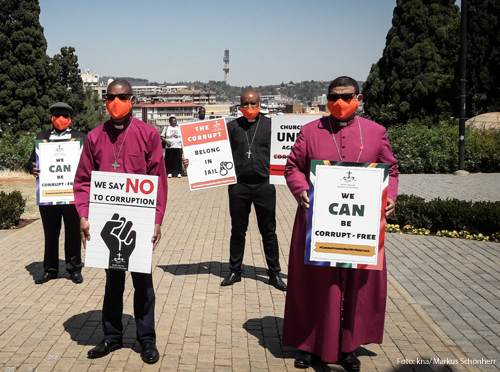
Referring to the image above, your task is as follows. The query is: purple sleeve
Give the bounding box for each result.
[147,129,168,225]
[284,128,310,204]
[73,133,95,219]
[378,129,399,201]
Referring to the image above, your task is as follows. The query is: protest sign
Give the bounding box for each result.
[269,115,321,185]
[180,118,236,191]
[85,171,158,274]
[306,161,389,270]
[36,139,83,205]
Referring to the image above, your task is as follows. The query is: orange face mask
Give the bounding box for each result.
[106,98,132,119]
[240,107,261,120]
[51,116,71,131]
[327,98,359,121]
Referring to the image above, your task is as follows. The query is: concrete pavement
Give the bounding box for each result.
[0,174,499,371]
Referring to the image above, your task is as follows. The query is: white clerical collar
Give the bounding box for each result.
[114,117,133,130]
[340,122,348,127]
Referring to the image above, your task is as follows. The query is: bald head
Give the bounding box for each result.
[240,90,260,108]
[107,80,133,95]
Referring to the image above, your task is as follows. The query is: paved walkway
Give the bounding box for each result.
[0,174,499,371]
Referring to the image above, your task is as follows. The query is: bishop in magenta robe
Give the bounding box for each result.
[282,114,399,364]
[74,117,167,224]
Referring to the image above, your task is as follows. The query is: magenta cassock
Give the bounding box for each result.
[282,115,399,363]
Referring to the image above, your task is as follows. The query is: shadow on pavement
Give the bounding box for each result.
[25,259,74,281]
[243,316,385,371]
[158,261,288,284]
[243,316,334,371]
[63,310,139,350]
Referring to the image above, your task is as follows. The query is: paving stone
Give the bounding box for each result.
[1,176,499,371]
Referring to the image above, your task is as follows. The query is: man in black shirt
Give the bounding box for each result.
[221,90,286,291]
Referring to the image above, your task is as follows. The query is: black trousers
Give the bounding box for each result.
[228,180,281,275]
[164,148,183,177]
[39,204,82,274]
[102,270,156,345]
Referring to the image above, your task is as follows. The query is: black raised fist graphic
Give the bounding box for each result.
[101,213,136,270]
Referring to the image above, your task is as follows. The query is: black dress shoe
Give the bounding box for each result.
[269,273,287,291]
[34,272,57,284]
[294,350,312,369]
[221,272,241,286]
[87,340,122,358]
[70,271,83,284]
[339,352,361,372]
[141,342,159,364]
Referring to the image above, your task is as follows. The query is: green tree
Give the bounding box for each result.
[363,0,460,127]
[72,88,108,133]
[0,0,53,134]
[50,46,86,118]
[49,46,107,133]
[467,0,500,116]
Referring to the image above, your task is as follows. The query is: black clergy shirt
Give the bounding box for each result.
[226,114,271,184]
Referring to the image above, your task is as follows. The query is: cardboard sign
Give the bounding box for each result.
[269,115,322,185]
[180,118,236,191]
[85,171,158,274]
[36,139,83,205]
[306,161,389,270]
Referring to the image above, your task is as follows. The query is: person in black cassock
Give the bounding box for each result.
[183,91,286,290]
[222,90,286,290]
[28,102,85,285]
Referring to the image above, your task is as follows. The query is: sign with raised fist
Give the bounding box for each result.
[84,171,158,273]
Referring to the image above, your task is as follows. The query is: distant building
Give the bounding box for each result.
[302,106,320,114]
[132,86,161,96]
[284,104,304,114]
[203,104,238,120]
[132,102,202,130]
[133,85,216,105]
[316,94,328,105]
[80,71,107,99]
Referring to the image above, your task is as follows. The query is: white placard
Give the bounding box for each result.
[85,171,158,274]
[269,115,322,185]
[36,140,83,204]
[306,161,389,269]
[180,118,236,191]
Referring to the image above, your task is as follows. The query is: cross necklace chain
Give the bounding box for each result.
[328,116,364,162]
[244,116,261,158]
[110,122,132,170]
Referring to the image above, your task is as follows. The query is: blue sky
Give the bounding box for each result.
[38,0,454,87]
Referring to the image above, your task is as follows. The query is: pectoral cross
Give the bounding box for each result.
[246,150,252,158]
[111,161,120,170]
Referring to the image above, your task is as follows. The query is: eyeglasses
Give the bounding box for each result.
[327,93,357,101]
[106,94,132,101]
[52,114,70,118]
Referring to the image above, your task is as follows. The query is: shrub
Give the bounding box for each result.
[465,126,500,172]
[387,120,500,173]
[0,131,36,171]
[387,194,500,235]
[0,190,27,229]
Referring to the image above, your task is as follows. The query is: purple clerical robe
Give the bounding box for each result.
[282,115,399,363]
[74,117,168,225]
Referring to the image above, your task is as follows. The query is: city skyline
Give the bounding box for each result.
[39,0,459,87]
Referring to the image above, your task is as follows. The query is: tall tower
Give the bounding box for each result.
[223,48,230,85]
